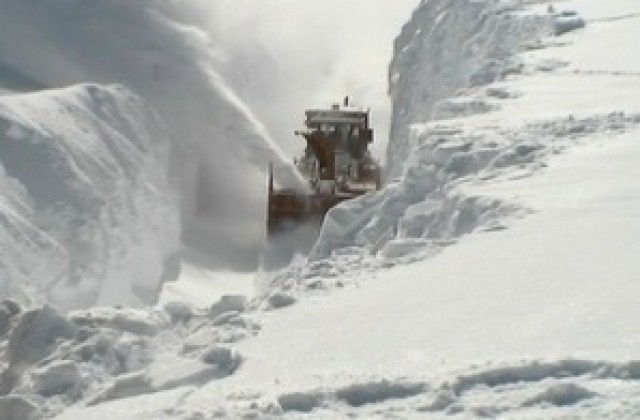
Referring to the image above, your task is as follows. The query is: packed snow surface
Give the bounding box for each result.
[2,0,640,419]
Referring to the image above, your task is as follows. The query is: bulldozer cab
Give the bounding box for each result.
[268,98,381,235]
[305,103,372,155]
[296,99,378,191]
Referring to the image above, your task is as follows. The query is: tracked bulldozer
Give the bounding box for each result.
[268,97,382,235]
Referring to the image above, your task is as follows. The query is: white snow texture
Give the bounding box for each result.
[0,0,302,309]
[2,0,640,419]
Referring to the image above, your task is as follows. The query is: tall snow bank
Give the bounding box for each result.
[387,0,551,178]
[310,0,553,261]
[0,0,302,271]
[0,84,179,311]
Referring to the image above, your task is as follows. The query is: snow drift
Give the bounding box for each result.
[0,84,178,310]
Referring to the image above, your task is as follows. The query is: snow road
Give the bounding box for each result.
[230,128,640,386]
[3,0,640,419]
[173,0,640,417]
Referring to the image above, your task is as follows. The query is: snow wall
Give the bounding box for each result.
[0,0,304,310]
[0,85,179,311]
[310,0,553,260]
[388,0,550,177]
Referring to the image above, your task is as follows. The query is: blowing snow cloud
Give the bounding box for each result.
[0,0,417,270]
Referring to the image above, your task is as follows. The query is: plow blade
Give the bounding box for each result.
[267,190,352,236]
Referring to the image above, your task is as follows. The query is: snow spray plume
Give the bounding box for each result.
[202,0,419,160]
[0,0,305,269]
[189,0,418,267]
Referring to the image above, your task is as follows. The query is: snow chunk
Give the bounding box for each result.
[0,396,40,420]
[267,293,296,310]
[210,311,246,328]
[182,328,217,353]
[162,301,195,324]
[200,346,243,376]
[69,308,165,336]
[107,314,161,337]
[4,305,77,388]
[89,371,150,404]
[91,354,221,404]
[31,360,83,397]
[209,295,248,319]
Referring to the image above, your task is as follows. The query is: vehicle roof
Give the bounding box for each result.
[305,108,369,126]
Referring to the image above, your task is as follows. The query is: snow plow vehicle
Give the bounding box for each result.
[268,98,382,235]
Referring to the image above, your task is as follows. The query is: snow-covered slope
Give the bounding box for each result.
[307,0,556,262]
[0,0,308,309]
[0,0,303,280]
[217,0,638,417]
[387,0,553,178]
[0,84,179,310]
[3,0,640,418]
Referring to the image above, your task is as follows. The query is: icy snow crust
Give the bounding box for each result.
[4,0,640,418]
